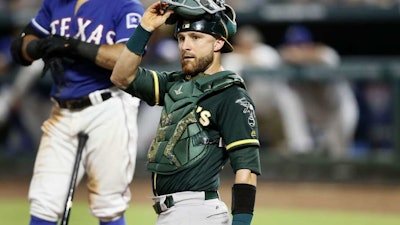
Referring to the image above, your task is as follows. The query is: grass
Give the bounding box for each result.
[253,208,400,225]
[1,199,400,225]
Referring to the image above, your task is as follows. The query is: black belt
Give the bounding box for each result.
[55,92,112,110]
[152,191,219,214]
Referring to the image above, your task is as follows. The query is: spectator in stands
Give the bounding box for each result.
[278,24,359,159]
[353,81,393,158]
[222,25,314,154]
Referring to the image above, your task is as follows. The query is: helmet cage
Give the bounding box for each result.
[221,4,236,38]
[162,0,226,15]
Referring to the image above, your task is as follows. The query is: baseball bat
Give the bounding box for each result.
[60,132,89,225]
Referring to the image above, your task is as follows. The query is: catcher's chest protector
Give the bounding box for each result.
[147,71,245,175]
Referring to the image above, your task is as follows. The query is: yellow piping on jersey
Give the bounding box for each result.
[151,70,160,105]
[153,173,157,195]
[226,139,260,150]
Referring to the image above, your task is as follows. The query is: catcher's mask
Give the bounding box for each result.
[162,0,226,19]
[173,3,237,53]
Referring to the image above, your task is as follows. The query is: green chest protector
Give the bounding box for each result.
[147,71,245,175]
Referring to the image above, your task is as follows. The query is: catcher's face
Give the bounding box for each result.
[178,31,216,76]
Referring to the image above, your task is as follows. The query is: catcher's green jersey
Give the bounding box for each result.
[125,67,261,195]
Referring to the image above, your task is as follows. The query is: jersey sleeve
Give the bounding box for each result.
[125,67,170,106]
[216,86,261,174]
[229,146,261,175]
[217,86,260,151]
[29,0,52,36]
[113,0,145,43]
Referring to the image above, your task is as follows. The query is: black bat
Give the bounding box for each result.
[60,132,89,225]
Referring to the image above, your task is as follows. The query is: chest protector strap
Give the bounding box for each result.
[147,71,245,175]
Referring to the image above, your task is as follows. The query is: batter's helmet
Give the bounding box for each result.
[173,3,237,53]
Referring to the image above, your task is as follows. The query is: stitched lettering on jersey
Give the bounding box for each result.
[50,18,72,37]
[74,18,91,39]
[196,106,211,127]
[49,17,117,45]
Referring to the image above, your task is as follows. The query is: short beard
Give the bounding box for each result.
[182,52,213,77]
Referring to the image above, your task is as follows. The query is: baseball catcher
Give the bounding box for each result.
[111,1,261,225]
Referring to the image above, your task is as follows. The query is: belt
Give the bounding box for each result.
[152,191,219,214]
[55,92,112,110]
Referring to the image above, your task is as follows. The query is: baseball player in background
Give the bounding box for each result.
[111,1,261,225]
[10,0,144,225]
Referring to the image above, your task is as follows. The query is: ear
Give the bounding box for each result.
[214,38,225,52]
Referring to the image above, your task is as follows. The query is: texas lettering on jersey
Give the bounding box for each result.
[29,0,144,99]
[47,12,141,45]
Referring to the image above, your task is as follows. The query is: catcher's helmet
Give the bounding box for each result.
[174,4,237,53]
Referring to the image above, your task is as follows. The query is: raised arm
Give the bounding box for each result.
[111,2,173,89]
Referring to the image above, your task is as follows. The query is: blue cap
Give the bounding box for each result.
[284,25,313,44]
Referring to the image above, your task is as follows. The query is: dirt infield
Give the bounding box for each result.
[1,176,399,214]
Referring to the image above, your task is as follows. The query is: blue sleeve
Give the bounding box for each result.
[30,0,53,35]
[114,0,145,43]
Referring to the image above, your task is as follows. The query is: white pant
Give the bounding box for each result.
[29,88,140,222]
[153,191,230,225]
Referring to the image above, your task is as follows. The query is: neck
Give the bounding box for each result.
[204,53,224,75]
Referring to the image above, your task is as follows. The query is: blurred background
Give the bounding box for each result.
[1,0,400,186]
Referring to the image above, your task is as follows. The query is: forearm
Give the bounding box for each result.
[232,169,257,225]
[111,2,173,89]
[111,47,142,89]
[95,43,125,70]
[235,169,257,185]
[110,24,153,89]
